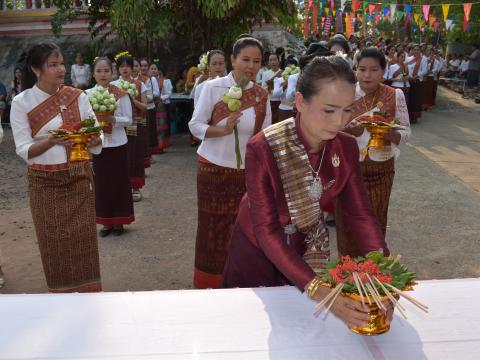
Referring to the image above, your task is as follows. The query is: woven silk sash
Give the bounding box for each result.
[27,85,83,137]
[351,83,397,121]
[264,118,329,273]
[210,83,268,135]
[108,84,127,101]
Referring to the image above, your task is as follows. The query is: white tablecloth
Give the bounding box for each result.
[1,278,480,359]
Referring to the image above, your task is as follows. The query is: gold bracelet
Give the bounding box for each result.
[305,276,323,299]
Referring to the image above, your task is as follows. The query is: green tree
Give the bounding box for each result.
[51,0,298,58]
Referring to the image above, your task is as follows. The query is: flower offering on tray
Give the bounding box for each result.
[315,251,428,335]
[358,112,405,129]
[88,86,118,133]
[88,86,118,114]
[282,64,300,81]
[49,118,102,161]
[119,80,138,98]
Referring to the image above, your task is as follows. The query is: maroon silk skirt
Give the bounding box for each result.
[93,144,134,226]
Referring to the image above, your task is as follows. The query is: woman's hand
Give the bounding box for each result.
[345,120,365,137]
[330,295,372,329]
[47,135,71,147]
[86,133,101,148]
[383,128,401,145]
[223,111,242,135]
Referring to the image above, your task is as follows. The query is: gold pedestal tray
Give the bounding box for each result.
[367,125,391,149]
[69,133,92,162]
[346,293,390,336]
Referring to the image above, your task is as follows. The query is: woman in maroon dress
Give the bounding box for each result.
[222,56,392,329]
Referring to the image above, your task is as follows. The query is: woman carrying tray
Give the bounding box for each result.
[10,43,103,292]
[340,48,411,257]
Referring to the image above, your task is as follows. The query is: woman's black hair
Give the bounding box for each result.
[328,35,350,54]
[116,54,134,68]
[299,42,333,70]
[357,48,387,70]
[13,66,22,91]
[232,37,264,58]
[285,57,298,67]
[298,56,356,102]
[207,49,226,65]
[21,42,62,90]
[92,56,113,72]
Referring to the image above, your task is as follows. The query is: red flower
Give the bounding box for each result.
[58,124,74,132]
[339,256,359,273]
[328,267,345,284]
[359,260,381,275]
[376,273,393,284]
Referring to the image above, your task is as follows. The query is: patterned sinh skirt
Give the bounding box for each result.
[137,117,151,168]
[408,80,423,123]
[147,109,160,154]
[155,102,171,150]
[335,157,395,257]
[93,144,134,226]
[127,126,145,190]
[194,160,246,289]
[422,76,436,110]
[27,162,102,293]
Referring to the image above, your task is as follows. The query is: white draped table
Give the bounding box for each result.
[1,278,480,359]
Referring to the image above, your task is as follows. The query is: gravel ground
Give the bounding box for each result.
[0,86,479,294]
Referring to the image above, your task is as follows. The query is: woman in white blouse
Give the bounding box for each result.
[148,64,173,152]
[193,50,227,107]
[341,48,411,256]
[272,58,298,122]
[11,43,103,293]
[260,53,282,123]
[189,36,272,289]
[114,53,148,201]
[70,53,91,90]
[87,57,134,237]
[387,51,410,93]
[407,44,428,123]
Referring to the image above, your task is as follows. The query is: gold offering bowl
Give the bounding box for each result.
[95,111,114,134]
[367,125,391,149]
[345,292,391,336]
[68,133,93,162]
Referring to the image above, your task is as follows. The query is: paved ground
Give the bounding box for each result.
[0,86,479,294]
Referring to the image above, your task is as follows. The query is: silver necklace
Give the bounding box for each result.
[308,144,326,201]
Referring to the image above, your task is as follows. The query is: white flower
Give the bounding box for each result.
[108,104,116,111]
[93,103,100,111]
[99,105,107,112]
[227,86,243,100]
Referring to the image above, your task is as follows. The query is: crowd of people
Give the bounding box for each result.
[1,32,478,329]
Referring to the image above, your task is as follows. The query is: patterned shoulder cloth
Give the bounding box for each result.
[132,79,146,125]
[108,83,128,101]
[210,83,268,135]
[27,85,83,137]
[351,83,397,121]
[263,118,329,274]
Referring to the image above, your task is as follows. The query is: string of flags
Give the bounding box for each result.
[300,1,479,38]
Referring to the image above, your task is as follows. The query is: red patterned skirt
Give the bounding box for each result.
[194,160,246,289]
[335,157,395,257]
[127,125,145,190]
[27,162,102,293]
